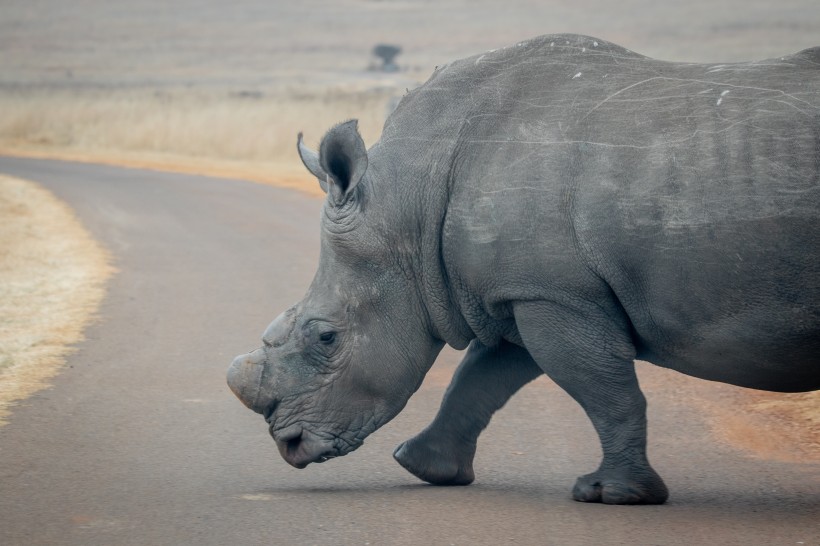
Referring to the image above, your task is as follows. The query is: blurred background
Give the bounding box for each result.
[1,0,818,185]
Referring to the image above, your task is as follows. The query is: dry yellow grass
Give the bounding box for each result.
[0,175,114,426]
[0,85,396,197]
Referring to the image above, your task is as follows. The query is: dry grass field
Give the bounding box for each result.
[0,175,113,426]
[0,0,817,453]
[0,85,395,195]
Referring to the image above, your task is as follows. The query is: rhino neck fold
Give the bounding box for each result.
[419,192,474,350]
[373,91,480,350]
[373,149,473,351]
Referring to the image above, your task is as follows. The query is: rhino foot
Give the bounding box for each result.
[393,435,476,486]
[572,467,669,505]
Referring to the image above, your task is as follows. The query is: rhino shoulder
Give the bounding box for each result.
[791,45,820,66]
[446,33,645,74]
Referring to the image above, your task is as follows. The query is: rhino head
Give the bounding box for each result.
[227,120,446,468]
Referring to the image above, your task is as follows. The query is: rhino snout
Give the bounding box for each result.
[227,348,268,413]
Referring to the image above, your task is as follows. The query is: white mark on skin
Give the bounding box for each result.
[475,55,485,65]
[582,47,586,53]
[593,41,599,47]
[573,72,582,79]
[550,42,555,47]
[717,89,730,105]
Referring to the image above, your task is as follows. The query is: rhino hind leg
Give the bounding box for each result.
[394,340,543,485]
[572,466,668,504]
[513,300,669,505]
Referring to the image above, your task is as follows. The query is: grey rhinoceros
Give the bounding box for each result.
[227,34,820,504]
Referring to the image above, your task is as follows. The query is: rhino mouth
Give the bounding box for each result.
[264,399,374,468]
[268,422,340,469]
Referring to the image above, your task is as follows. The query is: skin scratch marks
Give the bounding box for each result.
[381,115,758,151]
[579,76,817,123]
[578,76,667,121]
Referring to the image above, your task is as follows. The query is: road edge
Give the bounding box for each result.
[0,174,115,426]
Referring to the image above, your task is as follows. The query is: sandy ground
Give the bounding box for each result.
[636,363,819,464]
[0,175,113,425]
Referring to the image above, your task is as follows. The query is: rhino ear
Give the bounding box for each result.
[318,120,368,204]
[297,133,330,194]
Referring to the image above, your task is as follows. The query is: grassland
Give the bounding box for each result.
[0,85,398,195]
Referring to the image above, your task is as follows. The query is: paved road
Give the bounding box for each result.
[0,157,817,545]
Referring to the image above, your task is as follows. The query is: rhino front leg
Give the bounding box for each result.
[513,300,669,504]
[394,340,543,485]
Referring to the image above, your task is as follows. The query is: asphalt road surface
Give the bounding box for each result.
[0,157,817,545]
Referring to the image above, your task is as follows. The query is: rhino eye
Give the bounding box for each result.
[319,332,336,345]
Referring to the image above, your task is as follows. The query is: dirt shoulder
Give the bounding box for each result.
[715,389,819,463]
[0,174,114,425]
[637,362,819,464]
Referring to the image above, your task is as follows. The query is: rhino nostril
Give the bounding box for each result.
[275,428,304,457]
[287,434,303,453]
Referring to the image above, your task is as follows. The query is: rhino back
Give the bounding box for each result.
[379,35,819,390]
[567,46,819,389]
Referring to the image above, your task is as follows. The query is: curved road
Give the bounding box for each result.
[0,156,817,545]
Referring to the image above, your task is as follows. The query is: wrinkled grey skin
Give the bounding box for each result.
[228,34,820,504]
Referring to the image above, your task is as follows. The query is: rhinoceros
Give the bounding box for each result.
[227,34,820,504]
